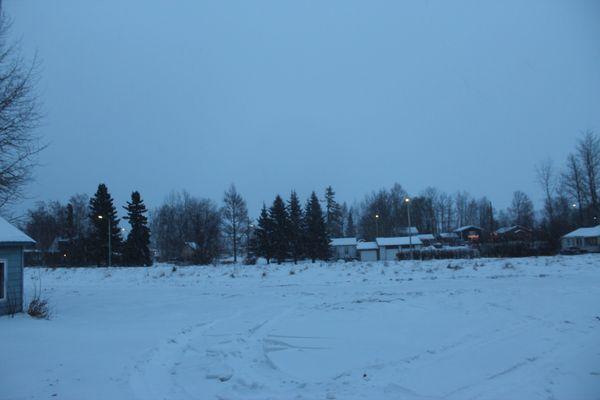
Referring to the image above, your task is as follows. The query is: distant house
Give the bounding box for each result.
[0,217,35,316]
[330,238,358,260]
[357,241,378,262]
[438,232,460,246]
[417,234,436,247]
[181,241,199,262]
[376,236,423,261]
[494,226,532,242]
[397,227,419,236]
[561,226,600,253]
[454,226,483,243]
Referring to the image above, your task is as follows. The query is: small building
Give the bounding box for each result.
[376,236,423,261]
[494,225,533,242]
[561,226,600,253]
[397,227,419,236]
[0,216,35,316]
[438,232,460,246]
[181,241,199,262]
[454,226,483,243]
[417,234,436,247]
[357,241,378,262]
[330,237,358,260]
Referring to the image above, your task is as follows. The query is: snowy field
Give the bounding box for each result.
[2,256,600,400]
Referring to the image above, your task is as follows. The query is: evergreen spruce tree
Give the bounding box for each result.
[304,191,330,262]
[255,204,274,264]
[287,190,305,264]
[123,191,152,266]
[346,207,356,237]
[269,195,289,264]
[89,183,122,266]
[325,186,344,237]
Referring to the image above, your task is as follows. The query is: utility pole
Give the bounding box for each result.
[98,215,112,267]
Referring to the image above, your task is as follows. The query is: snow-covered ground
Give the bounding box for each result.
[2,255,600,400]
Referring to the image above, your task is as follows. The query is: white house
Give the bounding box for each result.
[357,241,378,262]
[0,216,35,316]
[561,226,600,253]
[330,237,358,260]
[375,236,423,261]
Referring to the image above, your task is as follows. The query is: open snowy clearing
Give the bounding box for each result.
[2,256,600,400]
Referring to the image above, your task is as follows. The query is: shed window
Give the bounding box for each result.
[0,261,5,300]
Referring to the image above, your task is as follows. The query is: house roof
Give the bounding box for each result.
[439,232,459,239]
[562,225,600,239]
[0,216,35,245]
[417,234,436,241]
[330,237,357,246]
[495,225,531,235]
[454,225,482,233]
[357,241,378,250]
[376,236,423,247]
[398,227,419,235]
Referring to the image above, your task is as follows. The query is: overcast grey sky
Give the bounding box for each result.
[6,0,600,217]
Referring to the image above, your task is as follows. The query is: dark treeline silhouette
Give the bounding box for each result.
[20,132,599,265]
[23,184,152,267]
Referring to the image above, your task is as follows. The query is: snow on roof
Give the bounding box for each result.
[397,226,419,235]
[357,241,378,250]
[376,236,423,247]
[495,225,531,235]
[417,234,435,241]
[439,232,459,238]
[562,225,600,239]
[0,216,35,244]
[330,237,357,246]
[454,225,482,233]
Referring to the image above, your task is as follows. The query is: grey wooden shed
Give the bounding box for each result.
[0,216,35,316]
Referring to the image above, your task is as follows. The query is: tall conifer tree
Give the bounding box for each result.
[270,195,289,264]
[325,186,344,237]
[123,191,152,266]
[255,204,273,264]
[89,183,122,266]
[287,190,304,264]
[305,191,329,262]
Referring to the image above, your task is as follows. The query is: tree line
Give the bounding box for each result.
[20,133,600,265]
[23,184,151,266]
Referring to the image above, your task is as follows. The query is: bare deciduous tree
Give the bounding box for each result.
[0,14,43,211]
[221,184,248,263]
[577,131,600,215]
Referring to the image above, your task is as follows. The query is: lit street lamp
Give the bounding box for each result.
[375,213,380,238]
[405,197,413,260]
[98,215,111,267]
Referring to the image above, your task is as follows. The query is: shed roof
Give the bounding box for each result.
[454,225,482,233]
[376,236,423,247]
[330,237,357,246]
[495,225,531,235]
[417,234,436,241]
[0,216,35,245]
[562,225,600,239]
[357,241,378,250]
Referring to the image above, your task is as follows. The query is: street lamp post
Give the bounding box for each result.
[405,197,413,260]
[375,214,380,238]
[98,215,111,267]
